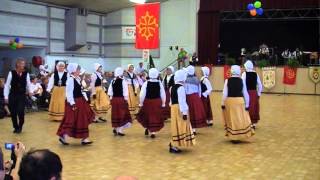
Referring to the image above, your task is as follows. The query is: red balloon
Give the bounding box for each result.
[32,56,43,68]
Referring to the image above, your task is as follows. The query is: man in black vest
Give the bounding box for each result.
[4,58,31,133]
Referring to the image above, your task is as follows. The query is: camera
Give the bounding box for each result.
[5,143,15,150]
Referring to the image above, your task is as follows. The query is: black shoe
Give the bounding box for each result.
[193,132,197,135]
[113,129,117,136]
[16,128,22,134]
[98,117,107,122]
[117,132,125,136]
[81,141,93,145]
[144,129,149,136]
[169,147,181,153]
[59,137,69,145]
[207,123,213,127]
[13,129,18,133]
[93,120,99,123]
[231,140,241,144]
[150,134,156,138]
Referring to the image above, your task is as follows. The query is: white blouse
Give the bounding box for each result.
[241,71,263,96]
[139,79,166,107]
[222,77,250,108]
[47,71,66,92]
[107,78,129,101]
[200,76,213,98]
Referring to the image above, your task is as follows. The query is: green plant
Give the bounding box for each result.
[286,58,300,68]
[225,57,236,65]
[256,59,270,68]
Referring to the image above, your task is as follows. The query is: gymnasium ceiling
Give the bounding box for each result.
[35,0,167,13]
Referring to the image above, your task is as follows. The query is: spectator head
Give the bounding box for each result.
[30,75,38,83]
[56,62,65,72]
[18,149,62,180]
[15,58,26,71]
[127,64,134,73]
[0,78,5,88]
[139,62,143,67]
[41,77,49,85]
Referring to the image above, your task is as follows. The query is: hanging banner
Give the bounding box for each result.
[262,67,276,89]
[122,26,136,40]
[224,65,231,80]
[308,66,320,84]
[283,66,297,85]
[135,3,160,49]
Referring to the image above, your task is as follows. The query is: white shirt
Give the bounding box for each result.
[90,72,103,95]
[200,76,213,98]
[4,71,31,99]
[47,71,66,92]
[241,71,263,96]
[170,83,189,115]
[125,72,139,93]
[66,75,83,105]
[135,66,145,74]
[163,74,173,85]
[29,82,42,94]
[222,77,250,108]
[107,78,129,101]
[139,79,166,107]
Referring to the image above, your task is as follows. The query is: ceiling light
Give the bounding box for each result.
[130,0,146,4]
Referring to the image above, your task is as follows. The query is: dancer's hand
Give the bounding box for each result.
[14,142,26,159]
[221,105,225,110]
[92,95,96,99]
[245,107,249,111]
[72,105,77,111]
[161,104,165,108]
[4,99,8,105]
[183,115,187,120]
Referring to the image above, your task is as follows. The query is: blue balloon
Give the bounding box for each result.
[256,8,264,15]
[15,37,20,43]
[247,3,254,10]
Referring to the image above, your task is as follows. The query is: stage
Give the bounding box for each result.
[0,93,319,179]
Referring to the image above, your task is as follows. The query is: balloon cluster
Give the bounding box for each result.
[247,1,263,17]
[9,37,24,50]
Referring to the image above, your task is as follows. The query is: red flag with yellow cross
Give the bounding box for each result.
[135,3,160,49]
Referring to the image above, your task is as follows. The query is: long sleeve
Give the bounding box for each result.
[242,79,250,108]
[257,75,263,96]
[47,74,54,92]
[66,77,75,105]
[4,71,12,99]
[177,86,188,115]
[139,81,147,106]
[90,73,97,95]
[160,82,166,107]
[26,73,31,94]
[122,79,129,101]
[221,79,228,106]
[107,80,114,98]
[202,78,213,98]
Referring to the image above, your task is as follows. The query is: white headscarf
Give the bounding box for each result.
[115,67,124,77]
[148,68,159,79]
[244,60,254,71]
[174,69,187,83]
[67,63,79,73]
[201,66,210,77]
[94,63,102,71]
[167,66,175,73]
[186,65,195,75]
[231,65,241,76]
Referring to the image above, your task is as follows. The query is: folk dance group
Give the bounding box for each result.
[4,58,262,153]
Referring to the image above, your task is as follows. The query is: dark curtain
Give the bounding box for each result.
[197,0,320,65]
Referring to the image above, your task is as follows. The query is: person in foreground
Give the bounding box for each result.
[57,63,95,145]
[169,70,196,153]
[222,65,255,143]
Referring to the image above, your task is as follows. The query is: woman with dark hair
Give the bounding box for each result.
[57,63,94,145]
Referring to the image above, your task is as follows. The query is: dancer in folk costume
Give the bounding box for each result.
[185,65,207,134]
[124,64,140,113]
[57,63,95,145]
[47,62,68,121]
[200,66,214,126]
[162,66,175,120]
[222,65,255,143]
[242,60,263,129]
[108,67,132,136]
[137,68,166,138]
[169,69,195,153]
[90,63,110,123]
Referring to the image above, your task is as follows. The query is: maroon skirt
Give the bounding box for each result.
[57,97,94,139]
[163,89,171,120]
[201,96,213,121]
[248,90,260,123]
[111,97,132,128]
[186,93,207,128]
[137,98,164,132]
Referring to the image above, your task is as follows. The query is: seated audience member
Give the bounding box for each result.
[39,77,50,108]
[28,76,43,110]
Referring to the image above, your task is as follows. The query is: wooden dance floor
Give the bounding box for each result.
[1,93,319,180]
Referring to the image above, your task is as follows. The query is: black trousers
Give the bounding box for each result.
[8,94,26,130]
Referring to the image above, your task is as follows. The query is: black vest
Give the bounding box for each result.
[171,84,182,104]
[146,81,160,99]
[54,71,67,86]
[227,77,243,97]
[112,78,124,97]
[95,73,102,87]
[201,78,208,93]
[73,79,83,99]
[164,75,175,90]
[245,72,257,90]
[10,70,27,95]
